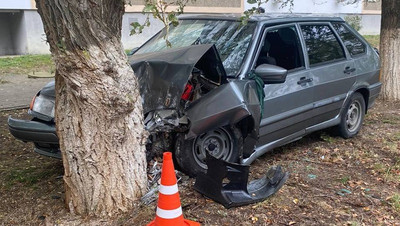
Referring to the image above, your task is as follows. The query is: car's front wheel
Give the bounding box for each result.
[174,127,242,177]
[337,92,366,138]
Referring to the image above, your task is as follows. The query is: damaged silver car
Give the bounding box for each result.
[8,15,381,177]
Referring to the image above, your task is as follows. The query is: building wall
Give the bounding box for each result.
[244,0,380,35]
[126,0,243,13]
[121,13,164,51]
[10,12,27,54]
[23,10,49,54]
[0,0,31,10]
[12,11,165,55]
[0,1,381,55]
[0,13,14,55]
[363,0,381,12]
[244,0,363,14]
[358,14,381,35]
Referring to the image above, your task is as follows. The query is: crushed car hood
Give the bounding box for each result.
[129,44,226,114]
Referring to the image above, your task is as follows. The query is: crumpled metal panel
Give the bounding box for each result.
[185,80,261,139]
[129,43,262,145]
[194,153,289,208]
[129,44,214,114]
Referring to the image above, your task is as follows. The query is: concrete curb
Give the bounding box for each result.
[0,105,29,112]
[28,72,55,78]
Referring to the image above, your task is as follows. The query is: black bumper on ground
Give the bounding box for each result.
[8,117,61,159]
[8,117,58,143]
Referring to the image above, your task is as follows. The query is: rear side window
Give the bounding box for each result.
[332,22,366,56]
[301,25,345,66]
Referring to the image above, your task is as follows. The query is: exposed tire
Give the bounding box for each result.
[337,92,366,139]
[174,126,242,177]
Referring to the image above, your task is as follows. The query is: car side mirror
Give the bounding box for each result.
[255,64,288,84]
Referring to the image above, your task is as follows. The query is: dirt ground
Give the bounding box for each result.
[1,100,400,225]
[0,74,53,110]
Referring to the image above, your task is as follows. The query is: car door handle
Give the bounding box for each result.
[297,77,313,85]
[344,67,356,74]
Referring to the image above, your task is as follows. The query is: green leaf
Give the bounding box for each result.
[143,4,156,12]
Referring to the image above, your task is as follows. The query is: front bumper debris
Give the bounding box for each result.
[8,117,58,143]
[194,154,289,208]
[8,117,61,159]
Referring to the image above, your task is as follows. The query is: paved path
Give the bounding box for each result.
[0,74,53,111]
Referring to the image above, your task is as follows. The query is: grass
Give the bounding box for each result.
[373,159,400,182]
[0,50,136,76]
[0,54,54,75]
[340,175,351,185]
[320,133,335,143]
[389,193,400,211]
[3,166,58,189]
[382,118,398,125]
[363,35,380,49]
[0,78,9,84]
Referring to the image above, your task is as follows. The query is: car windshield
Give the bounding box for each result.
[136,19,257,76]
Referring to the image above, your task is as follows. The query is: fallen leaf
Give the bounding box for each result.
[251,216,258,223]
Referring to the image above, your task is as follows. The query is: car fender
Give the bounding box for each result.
[185,80,261,140]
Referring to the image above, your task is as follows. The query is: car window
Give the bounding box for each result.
[256,25,304,70]
[136,20,257,76]
[300,25,346,66]
[332,22,366,56]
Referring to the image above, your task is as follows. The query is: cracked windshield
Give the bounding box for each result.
[136,19,256,76]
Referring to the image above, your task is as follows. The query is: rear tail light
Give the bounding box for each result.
[29,95,37,110]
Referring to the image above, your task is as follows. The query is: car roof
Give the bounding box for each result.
[179,13,345,24]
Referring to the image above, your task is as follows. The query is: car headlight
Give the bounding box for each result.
[31,95,55,118]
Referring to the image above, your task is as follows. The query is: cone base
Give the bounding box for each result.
[147,218,200,226]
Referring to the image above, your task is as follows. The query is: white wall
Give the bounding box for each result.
[0,0,31,10]
[23,10,49,54]
[245,0,362,14]
[243,0,380,35]
[19,11,164,55]
[121,13,164,51]
[359,14,381,35]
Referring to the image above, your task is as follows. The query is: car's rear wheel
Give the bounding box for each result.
[174,127,242,177]
[337,92,365,138]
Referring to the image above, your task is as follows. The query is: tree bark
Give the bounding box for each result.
[380,0,400,101]
[35,0,148,217]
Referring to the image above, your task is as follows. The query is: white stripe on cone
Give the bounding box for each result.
[156,206,183,219]
[159,184,179,195]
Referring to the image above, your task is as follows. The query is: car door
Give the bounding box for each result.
[299,23,357,126]
[253,24,315,145]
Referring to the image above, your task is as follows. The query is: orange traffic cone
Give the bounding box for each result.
[147,152,200,226]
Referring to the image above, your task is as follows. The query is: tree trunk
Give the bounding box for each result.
[380,0,400,101]
[35,0,148,217]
